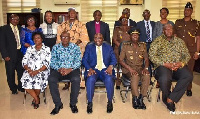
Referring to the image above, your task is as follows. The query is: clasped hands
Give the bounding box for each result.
[163,62,182,71]
[58,68,72,76]
[27,69,40,77]
[128,67,150,76]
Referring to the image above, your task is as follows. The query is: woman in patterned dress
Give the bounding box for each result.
[21,32,51,109]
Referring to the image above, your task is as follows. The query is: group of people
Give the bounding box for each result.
[0,1,199,115]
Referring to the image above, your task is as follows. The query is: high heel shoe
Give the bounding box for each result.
[31,99,35,106]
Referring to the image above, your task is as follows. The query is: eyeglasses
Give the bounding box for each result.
[11,18,20,21]
[61,36,70,39]
[27,19,35,22]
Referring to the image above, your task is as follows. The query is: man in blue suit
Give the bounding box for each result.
[82,33,117,114]
[137,9,155,51]
[86,10,110,44]
[137,9,155,78]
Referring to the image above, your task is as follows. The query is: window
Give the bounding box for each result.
[162,0,196,22]
[81,0,118,37]
[2,0,40,25]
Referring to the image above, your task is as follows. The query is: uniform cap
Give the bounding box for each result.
[185,2,193,9]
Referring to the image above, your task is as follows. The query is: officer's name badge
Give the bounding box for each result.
[138,55,143,59]
[128,51,133,53]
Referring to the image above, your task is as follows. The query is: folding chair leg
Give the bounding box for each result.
[23,90,27,104]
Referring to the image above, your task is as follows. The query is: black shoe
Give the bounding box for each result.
[12,91,18,95]
[132,96,139,109]
[138,94,146,110]
[107,101,113,113]
[87,102,93,114]
[166,102,175,112]
[70,104,78,113]
[116,86,120,90]
[50,104,63,115]
[186,90,192,97]
[18,88,25,92]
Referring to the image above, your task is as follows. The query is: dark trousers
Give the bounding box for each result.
[48,69,80,107]
[5,50,23,92]
[86,68,114,102]
[155,66,192,103]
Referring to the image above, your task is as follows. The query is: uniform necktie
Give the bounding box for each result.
[146,21,151,42]
[97,46,102,70]
[13,26,20,48]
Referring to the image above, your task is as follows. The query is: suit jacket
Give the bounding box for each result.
[86,21,111,44]
[82,42,117,76]
[0,24,22,61]
[136,20,155,42]
[114,19,137,28]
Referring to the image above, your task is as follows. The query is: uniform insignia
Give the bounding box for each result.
[188,32,195,37]
[130,56,133,59]
[138,55,143,59]
[120,34,122,39]
[128,51,133,53]
[178,26,182,27]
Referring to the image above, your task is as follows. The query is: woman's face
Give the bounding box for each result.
[45,12,53,23]
[27,17,35,26]
[33,34,43,46]
[160,9,168,19]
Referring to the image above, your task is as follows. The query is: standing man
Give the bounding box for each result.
[149,24,192,112]
[174,2,200,96]
[0,14,24,94]
[114,8,136,28]
[119,28,150,110]
[48,31,81,115]
[82,33,117,113]
[86,10,110,44]
[137,9,155,80]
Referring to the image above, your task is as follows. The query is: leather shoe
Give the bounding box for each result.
[186,90,192,97]
[70,104,78,113]
[87,102,93,114]
[50,104,63,115]
[115,86,120,90]
[12,91,18,94]
[107,101,113,113]
[166,102,175,112]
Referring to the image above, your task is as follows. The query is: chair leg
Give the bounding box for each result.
[43,90,46,104]
[23,90,27,104]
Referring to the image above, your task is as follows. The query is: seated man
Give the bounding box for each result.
[149,24,193,112]
[48,31,81,115]
[119,28,150,110]
[82,33,117,114]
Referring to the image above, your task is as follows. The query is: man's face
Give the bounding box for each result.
[163,25,173,38]
[61,32,70,46]
[131,33,139,43]
[69,10,77,20]
[143,10,151,21]
[94,11,101,22]
[121,18,128,26]
[10,15,20,26]
[94,33,103,46]
[184,8,193,17]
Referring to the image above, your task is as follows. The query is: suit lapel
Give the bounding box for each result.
[142,20,147,33]
[102,43,106,64]
[92,21,96,34]
[92,43,97,63]
[100,21,103,34]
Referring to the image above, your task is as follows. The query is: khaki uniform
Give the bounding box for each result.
[57,20,89,56]
[174,19,200,89]
[119,42,150,96]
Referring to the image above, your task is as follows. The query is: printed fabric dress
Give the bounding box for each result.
[21,44,51,92]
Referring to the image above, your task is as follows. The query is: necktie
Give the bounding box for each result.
[146,21,151,42]
[97,46,102,70]
[13,26,20,48]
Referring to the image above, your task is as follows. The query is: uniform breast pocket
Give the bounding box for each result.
[188,28,196,36]
[126,52,134,61]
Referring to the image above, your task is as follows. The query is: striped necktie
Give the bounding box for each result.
[146,21,151,42]
[97,46,102,70]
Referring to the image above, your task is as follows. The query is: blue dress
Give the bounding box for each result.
[20,27,43,55]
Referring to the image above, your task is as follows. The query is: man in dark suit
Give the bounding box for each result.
[86,10,110,44]
[82,33,117,114]
[0,14,24,94]
[114,8,136,28]
[137,9,155,78]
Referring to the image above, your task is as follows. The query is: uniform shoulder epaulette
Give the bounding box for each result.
[191,18,197,22]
